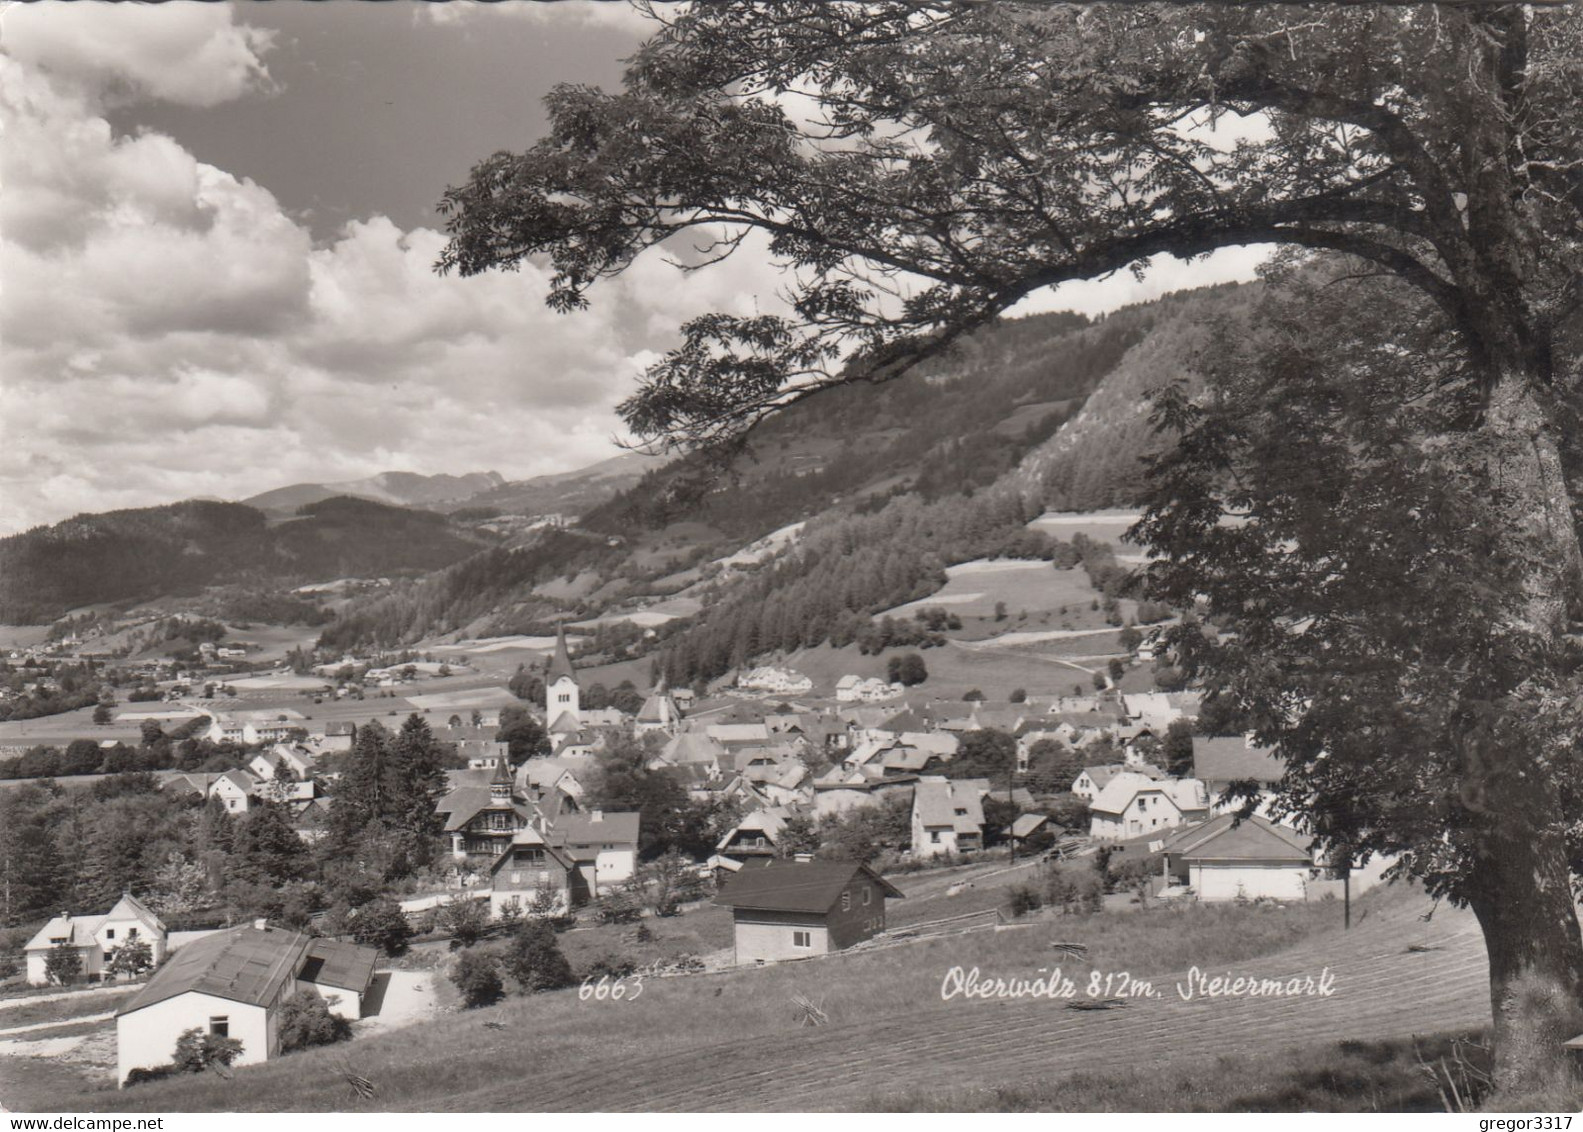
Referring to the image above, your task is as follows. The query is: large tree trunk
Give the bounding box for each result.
[1467,370,1583,1099]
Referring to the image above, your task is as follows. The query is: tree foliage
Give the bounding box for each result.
[438,1,1583,1092]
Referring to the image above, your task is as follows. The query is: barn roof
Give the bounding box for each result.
[297,937,380,993]
[713,859,904,914]
[1192,736,1284,786]
[117,927,308,1015]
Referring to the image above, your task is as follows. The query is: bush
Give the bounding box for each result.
[1006,883,1044,918]
[277,991,352,1052]
[450,948,505,1009]
[1044,865,1104,914]
[436,898,490,947]
[595,890,643,925]
[124,1064,179,1087]
[172,1027,244,1073]
[506,920,574,993]
[581,951,638,979]
[349,896,412,956]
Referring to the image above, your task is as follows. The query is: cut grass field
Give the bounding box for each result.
[863,1031,1500,1112]
[74,883,1466,1114]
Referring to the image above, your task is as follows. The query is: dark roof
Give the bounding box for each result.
[297,937,380,993]
[548,624,575,684]
[1171,814,1312,862]
[713,859,904,914]
[117,927,310,1016]
[551,810,640,848]
[1192,737,1284,786]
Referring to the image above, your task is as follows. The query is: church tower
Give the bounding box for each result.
[545,623,580,730]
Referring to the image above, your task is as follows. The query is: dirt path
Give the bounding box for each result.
[431,895,1488,1112]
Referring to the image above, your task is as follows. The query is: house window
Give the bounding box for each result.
[792,930,812,949]
[840,892,851,911]
[930,830,941,843]
[863,887,872,905]
[209,1016,229,1038]
[105,929,115,940]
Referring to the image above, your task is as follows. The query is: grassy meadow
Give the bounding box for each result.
[72,883,1397,1113]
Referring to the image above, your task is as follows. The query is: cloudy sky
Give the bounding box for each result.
[0,1,1267,536]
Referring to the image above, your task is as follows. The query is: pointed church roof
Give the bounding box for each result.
[548,624,576,684]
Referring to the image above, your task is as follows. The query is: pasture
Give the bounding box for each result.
[70,883,1469,1113]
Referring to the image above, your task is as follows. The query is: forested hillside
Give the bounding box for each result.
[0,497,489,624]
[310,285,1246,651]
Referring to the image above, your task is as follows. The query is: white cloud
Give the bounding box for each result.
[0,4,793,535]
[2,1,275,108]
[412,0,658,35]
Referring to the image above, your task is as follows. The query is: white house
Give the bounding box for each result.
[910,777,987,858]
[738,666,814,695]
[1072,762,1164,802]
[208,770,258,814]
[546,809,641,894]
[635,679,680,735]
[26,893,167,986]
[1163,814,1315,901]
[1088,773,1210,841]
[1192,735,1285,810]
[835,675,904,703]
[114,924,378,1085]
[205,710,307,746]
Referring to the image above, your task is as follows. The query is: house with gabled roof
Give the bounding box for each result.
[545,809,641,893]
[910,777,987,858]
[713,858,904,963]
[26,893,167,987]
[1192,735,1285,807]
[1072,762,1165,802]
[489,826,580,917]
[716,805,796,865]
[114,924,377,1085]
[208,769,258,814]
[636,677,680,735]
[439,757,538,860]
[1162,814,1314,901]
[1089,773,1210,841]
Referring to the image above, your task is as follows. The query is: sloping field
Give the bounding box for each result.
[881,561,1098,621]
[84,884,1489,1114]
[465,894,1487,1112]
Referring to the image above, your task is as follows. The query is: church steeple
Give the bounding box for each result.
[545,623,580,725]
[548,624,575,685]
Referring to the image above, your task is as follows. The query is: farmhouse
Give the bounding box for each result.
[489,826,579,917]
[25,893,167,987]
[910,777,986,858]
[713,858,904,963]
[546,809,641,893]
[1088,773,1210,841]
[1163,814,1315,902]
[115,924,378,1085]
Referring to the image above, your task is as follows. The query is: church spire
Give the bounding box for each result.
[548,623,575,685]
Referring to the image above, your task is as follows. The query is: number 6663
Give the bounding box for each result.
[578,973,644,1002]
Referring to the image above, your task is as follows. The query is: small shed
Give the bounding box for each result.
[713,859,904,964]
